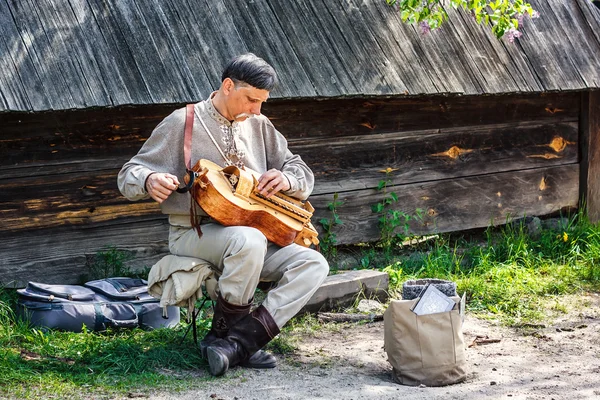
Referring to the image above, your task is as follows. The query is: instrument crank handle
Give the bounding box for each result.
[176,170,198,193]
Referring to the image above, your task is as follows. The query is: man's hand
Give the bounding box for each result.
[145,172,180,204]
[257,169,290,198]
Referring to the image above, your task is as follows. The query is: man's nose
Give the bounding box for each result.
[251,104,262,115]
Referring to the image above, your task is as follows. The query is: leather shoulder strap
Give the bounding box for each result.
[184,104,195,170]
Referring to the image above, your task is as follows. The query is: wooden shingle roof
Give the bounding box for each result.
[1,0,599,112]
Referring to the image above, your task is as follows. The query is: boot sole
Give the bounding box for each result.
[206,346,229,377]
[240,360,277,369]
[240,350,277,369]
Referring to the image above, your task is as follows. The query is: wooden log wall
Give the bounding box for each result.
[580,91,600,222]
[0,92,581,286]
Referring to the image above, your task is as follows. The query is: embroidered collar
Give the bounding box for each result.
[206,92,233,126]
[201,92,245,168]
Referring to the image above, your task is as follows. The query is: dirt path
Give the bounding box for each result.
[148,293,600,400]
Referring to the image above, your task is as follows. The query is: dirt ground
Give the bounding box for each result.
[148,293,600,400]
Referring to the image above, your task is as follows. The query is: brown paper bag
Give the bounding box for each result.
[383,297,467,386]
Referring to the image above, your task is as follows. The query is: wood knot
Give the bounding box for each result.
[539,177,547,191]
[427,208,437,217]
[528,153,561,159]
[378,167,399,174]
[548,136,572,152]
[432,146,473,159]
[359,121,376,130]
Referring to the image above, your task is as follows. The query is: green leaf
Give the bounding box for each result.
[372,204,384,213]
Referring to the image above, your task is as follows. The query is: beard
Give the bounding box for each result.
[234,112,255,121]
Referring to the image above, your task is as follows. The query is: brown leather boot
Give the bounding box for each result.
[199,292,250,357]
[206,305,280,377]
[200,294,276,369]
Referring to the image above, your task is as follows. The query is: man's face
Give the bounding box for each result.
[223,78,270,122]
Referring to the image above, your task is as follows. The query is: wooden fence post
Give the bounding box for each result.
[580,90,600,222]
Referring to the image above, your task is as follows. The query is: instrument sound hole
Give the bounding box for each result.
[224,173,239,188]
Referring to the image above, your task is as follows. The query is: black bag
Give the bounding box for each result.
[17,277,180,332]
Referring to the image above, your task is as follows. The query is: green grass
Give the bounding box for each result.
[0,295,216,399]
[379,211,600,325]
[0,289,301,399]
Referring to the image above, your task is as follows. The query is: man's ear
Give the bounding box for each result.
[222,77,235,95]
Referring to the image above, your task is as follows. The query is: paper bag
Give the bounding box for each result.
[383,297,467,386]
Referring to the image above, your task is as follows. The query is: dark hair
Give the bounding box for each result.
[221,53,278,91]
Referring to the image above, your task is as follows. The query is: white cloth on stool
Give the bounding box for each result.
[147,254,217,318]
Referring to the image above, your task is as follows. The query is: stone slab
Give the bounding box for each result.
[301,269,389,313]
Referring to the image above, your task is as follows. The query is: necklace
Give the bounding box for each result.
[203,97,246,168]
[220,124,245,168]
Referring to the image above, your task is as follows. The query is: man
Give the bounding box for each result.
[118,53,329,377]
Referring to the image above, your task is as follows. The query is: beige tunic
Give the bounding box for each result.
[117,94,314,225]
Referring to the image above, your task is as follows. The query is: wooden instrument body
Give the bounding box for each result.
[190,159,319,247]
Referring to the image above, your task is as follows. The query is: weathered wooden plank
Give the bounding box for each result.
[383,5,480,94]
[0,105,177,174]
[445,6,524,94]
[132,0,207,100]
[23,0,91,106]
[182,0,247,85]
[0,104,177,138]
[0,197,161,234]
[414,6,485,95]
[0,1,36,110]
[83,0,153,105]
[580,91,600,222]
[265,0,358,97]
[104,0,190,103]
[85,0,167,103]
[512,0,585,91]
[456,6,546,93]
[157,0,228,95]
[3,0,73,110]
[300,121,579,194]
[546,0,600,87]
[220,0,313,99]
[303,0,395,95]
[369,0,444,93]
[329,0,411,94]
[1,94,579,172]
[302,270,389,313]
[264,92,580,140]
[36,0,109,107]
[64,0,136,105]
[310,164,579,245]
[0,217,169,288]
[576,0,600,47]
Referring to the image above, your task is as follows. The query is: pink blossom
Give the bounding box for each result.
[505,28,523,43]
[531,10,540,19]
[419,21,431,35]
[516,13,524,25]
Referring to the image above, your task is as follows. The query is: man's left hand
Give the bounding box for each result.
[257,169,290,198]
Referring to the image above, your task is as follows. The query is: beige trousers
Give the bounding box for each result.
[168,223,329,328]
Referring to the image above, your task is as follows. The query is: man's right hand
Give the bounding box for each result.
[145,172,180,204]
